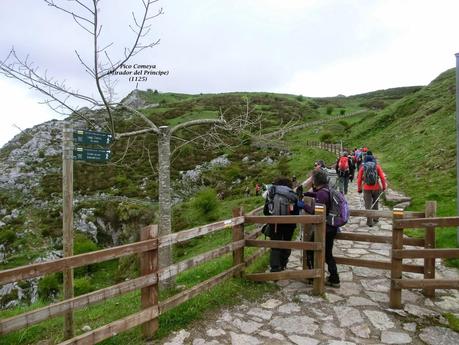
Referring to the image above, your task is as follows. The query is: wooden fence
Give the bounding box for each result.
[306,140,342,156]
[334,208,426,274]
[0,215,246,344]
[2,201,459,343]
[390,203,459,308]
[244,205,327,295]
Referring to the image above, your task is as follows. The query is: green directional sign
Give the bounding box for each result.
[73,130,113,145]
[73,147,111,162]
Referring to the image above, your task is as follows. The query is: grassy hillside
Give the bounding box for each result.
[343,68,457,255]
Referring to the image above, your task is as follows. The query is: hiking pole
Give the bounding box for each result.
[371,191,385,209]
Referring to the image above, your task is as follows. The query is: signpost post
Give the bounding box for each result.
[456,53,459,246]
[62,123,74,339]
[61,126,112,339]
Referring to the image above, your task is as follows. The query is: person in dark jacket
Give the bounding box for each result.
[335,151,354,194]
[263,177,299,272]
[297,169,340,287]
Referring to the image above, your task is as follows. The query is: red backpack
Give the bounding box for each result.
[338,157,349,172]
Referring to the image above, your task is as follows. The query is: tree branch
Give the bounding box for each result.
[170,118,226,135]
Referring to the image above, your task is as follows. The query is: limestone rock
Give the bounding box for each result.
[380,331,412,344]
[419,326,459,345]
[363,310,395,330]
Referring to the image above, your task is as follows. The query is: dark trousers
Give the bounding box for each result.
[363,189,381,226]
[269,225,295,271]
[306,227,339,283]
[337,174,349,194]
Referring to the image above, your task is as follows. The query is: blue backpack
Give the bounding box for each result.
[325,188,349,227]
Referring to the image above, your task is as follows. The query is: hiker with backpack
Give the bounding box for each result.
[298,169,349,288]
[357,151,387,227]
[335,151,353,195]
[348,153,356,182]
[263,177,299,272]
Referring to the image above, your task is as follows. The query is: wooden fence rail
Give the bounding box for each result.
[3,200,459,342]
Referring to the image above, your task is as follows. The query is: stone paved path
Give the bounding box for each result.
[158,182,459,345]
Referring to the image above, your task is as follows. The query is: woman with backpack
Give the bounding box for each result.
[297,169,341,288]
[357,151,387,227]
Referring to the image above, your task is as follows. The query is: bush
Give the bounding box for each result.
[0,229,16,246]
[326,106,334,115]
[338,120,350,129]
[296,95,304,102]
[74,233,98,275]
[192,188,219,221]
[74,276,95,296]
[277,156,291,177]
[38,274,60,301]
[340,109,345,115]
[320,132,333,143]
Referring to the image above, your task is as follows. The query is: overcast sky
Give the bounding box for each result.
[0,0,458,147]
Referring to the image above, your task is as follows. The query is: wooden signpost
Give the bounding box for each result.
[62,124,112,339]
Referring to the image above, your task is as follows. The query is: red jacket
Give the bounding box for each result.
[357,163,386,191]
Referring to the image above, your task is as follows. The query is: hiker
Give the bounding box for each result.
[304,160,326,191]
[297,169,341,287]
[244,186,250,197]
[348,152,356,182]
[292,175,298,189]
[335,151,353,194]
[355,148,363,171]
[263,177,299,272]
[357,151,387,227]
[255,183,261,196]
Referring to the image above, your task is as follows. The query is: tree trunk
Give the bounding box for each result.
[158,126,173,287]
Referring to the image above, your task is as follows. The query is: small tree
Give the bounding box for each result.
[326,106,334,115]
[0,0,260,292]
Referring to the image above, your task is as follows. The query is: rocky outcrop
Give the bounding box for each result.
[384,188,411,203]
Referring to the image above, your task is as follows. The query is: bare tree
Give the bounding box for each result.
[0,0,260,289]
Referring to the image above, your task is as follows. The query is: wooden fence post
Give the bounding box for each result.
[312,205,326,295]
[390,208,404,308]
[424,201,437,297]
[232,207,244,277]
[140,225,159,338]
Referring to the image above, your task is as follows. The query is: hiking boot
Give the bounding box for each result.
[270,267,282,273]
[325,280,341,288]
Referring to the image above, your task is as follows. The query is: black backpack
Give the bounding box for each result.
[266,185,298,216]
[363,161,378,185]
[263,185,298,237]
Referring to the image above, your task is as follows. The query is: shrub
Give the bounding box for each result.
[114,255,139,282]
[338,120,350,129]
[38,274,60,301]
[326,106,334,115]
[320,132,333,143]
[340,109,345,115]
[0,229,16,246]
[277,156,291,177]
[74,233,98,275]
[296,95,304,102]
[74,276,95,296]
[74,233,98,255]
[192,188,219,221]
